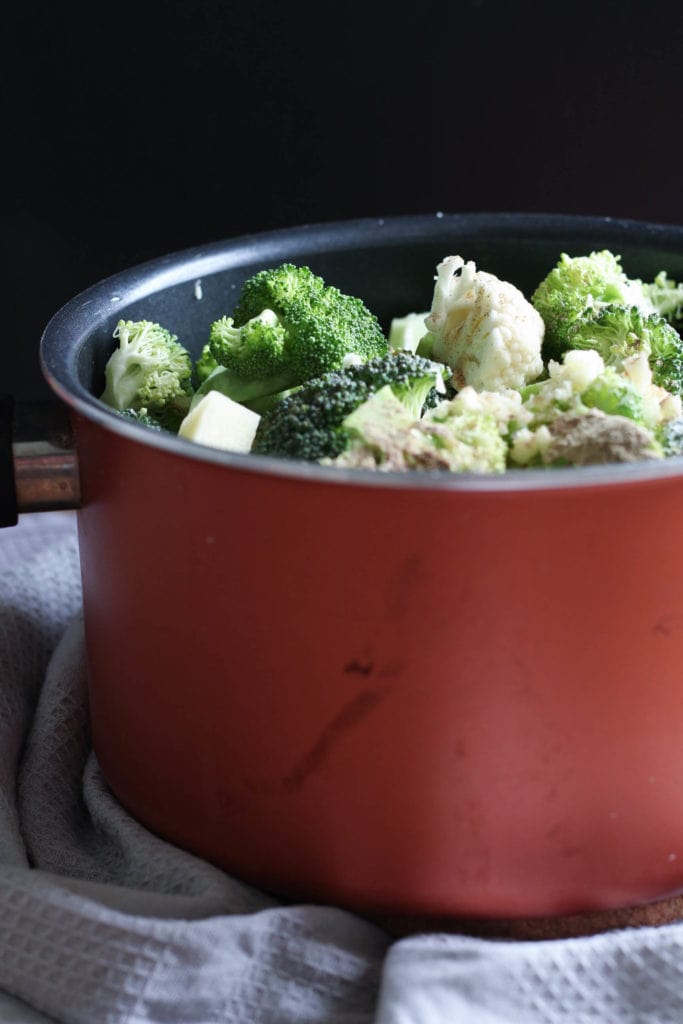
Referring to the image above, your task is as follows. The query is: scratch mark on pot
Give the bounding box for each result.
[344,658,374,676]
[283,687,390,791]
[385,553,429,617]
[653,614,683,636]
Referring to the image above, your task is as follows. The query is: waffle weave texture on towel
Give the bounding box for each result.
[3,511,683,1024]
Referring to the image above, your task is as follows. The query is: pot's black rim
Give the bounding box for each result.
[39,210,683,494]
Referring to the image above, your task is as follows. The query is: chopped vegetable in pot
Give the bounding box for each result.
[99,251,683,472]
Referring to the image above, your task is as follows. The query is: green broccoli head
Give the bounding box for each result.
[194,342,220,384]
[197,310,296,403]
[657,416,683,457]
[251,351,449,462]
[531,250,653,363]
[569,303,683,394]
[579,366,646,423]
[233,262,326,319]
[326,385,507,474]
[643,271,683,325]
[208,310,287,379]
[205,263,388,402]
[100,319,194,431]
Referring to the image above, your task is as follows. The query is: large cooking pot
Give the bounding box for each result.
[6,212,683,929]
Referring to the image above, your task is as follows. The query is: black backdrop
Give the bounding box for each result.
[3,0,683,399]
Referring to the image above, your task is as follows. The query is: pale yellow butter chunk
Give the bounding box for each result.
[178,390,261,452]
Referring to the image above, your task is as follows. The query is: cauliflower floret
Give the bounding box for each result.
[547,349,606,392]
[509,424,553,465]
[621,351,683,424]
[442,384,531,433]
[327,384,507,474]
[423,255,545,392]
[518,348,609,420]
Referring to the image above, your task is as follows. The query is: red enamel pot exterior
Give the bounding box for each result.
[39,213,683,921]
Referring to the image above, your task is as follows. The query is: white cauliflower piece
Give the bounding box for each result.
[443,384,531,434]
[424,255,545,392]
[621,351,683,424]
[509,424,553,465]
[547,349,605,393]
[529,349,607,411]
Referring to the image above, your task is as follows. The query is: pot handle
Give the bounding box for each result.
[0,394,81,527]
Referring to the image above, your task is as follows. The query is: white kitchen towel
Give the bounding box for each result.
[3,512,683,1024]
[0,512,388,1023]
[374,930,683,1024]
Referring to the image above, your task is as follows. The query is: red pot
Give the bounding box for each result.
[8,213,683,924]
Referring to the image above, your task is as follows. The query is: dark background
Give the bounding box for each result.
[3,0,683,399]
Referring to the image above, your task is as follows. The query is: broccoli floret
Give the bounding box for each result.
[517,349,605,428]
[194,343,220,384]
[509,343,683,467]
[658,416,683,457]
[204,263,388,405]
[251,351,449,461]
[569,304,683,395]
[419,398,508,472]
[580,366,645,423]
[643,271,683,325]
[207,309,291,393]
[326,385,417,470]
[326,385,507,473]
[531,250,655,363]
[100,319,194,432]
[190,310,297,407]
